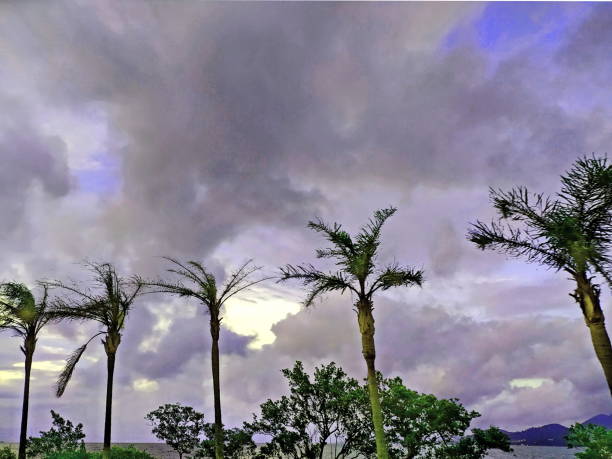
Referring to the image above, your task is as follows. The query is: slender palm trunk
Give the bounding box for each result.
[103,351,115,457]
[573,276,612,397]
[102,331,120,459]
[18,342,34,459]
[357,303,389,459]
[210,312,224,459]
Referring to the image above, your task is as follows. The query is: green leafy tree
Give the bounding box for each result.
[48,262,145,457]
[468,156,612,396]
[26,410,86,458]
[279,207,424,459]
[0,447,16,459]
[245,361,370,459]
[145,403,205,459]
[147,258,268,459]
[194,424,257,459]
[354,375,512,458]
[566,423,612,459]
[0,282,58,459]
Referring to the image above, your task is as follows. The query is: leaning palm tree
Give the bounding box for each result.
[48,262,145,457]
[0,282,57,459]
[147,257,268,459]
[279,207,424,459]
[468,155,612,397]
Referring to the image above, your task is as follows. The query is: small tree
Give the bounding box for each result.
[246,361,373,459]
[354,375,512,458]
[566,423,612,459]
[194,425,257,459]
[145,403,205,459]
[26,410,86,457]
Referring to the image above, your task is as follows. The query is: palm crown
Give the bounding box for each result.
[0,282,54,351]
[47,262,145,397]
[280,207,424,306]
[468,156,612,282]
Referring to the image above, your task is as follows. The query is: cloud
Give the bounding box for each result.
[0,0,611,442]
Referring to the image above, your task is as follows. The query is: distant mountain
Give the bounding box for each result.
[500,413,612,446]
[583,413,612,429]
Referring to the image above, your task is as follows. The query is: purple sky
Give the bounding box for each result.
[0,1,611,442]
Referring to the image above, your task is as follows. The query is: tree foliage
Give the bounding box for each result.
[193,424,257,459]
[145,403,205,459]
[280,207,423,306]
[468,156,612,280]
[566,423,612,459]
[246,361,510,459]
[246,361,370,459]
[47,262,145,397]
[26,410,86,458]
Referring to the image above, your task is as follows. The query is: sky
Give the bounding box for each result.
[0,0,611,442]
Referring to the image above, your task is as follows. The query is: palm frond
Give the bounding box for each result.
[56,331,106,397]
[219,260,268,304]
[279,264,357,307]
[307,219,355,261]
[369,264,424,297]
[468,219,573,272]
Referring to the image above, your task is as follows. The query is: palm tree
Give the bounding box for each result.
[279,207,424,459]
[48,262,145,457]
[468,156,612,397]
[0,282,57,459]
[147,257,268,459]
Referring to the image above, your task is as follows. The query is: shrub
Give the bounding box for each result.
[567,423,612,459]
[44,446,154,459]
[0,446,16,459]
[26,410,85,457]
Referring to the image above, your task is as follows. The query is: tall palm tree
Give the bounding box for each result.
[148,257,268,459]
[48,262,145,457]
[279,207,424,459]
[468,155,612,397]
[0,282,57,459]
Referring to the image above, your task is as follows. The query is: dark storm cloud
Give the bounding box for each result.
[0,94,71,234]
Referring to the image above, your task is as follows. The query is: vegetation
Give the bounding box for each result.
[146,257,267,459]
[48,262,146,457]
[145,403,205,459]
[246,361,510,459]
[356,375,512,458]
[43,447,154,459]
[194,425,257,459]
[245,361,369,458]
[26,410,86,458]
[468,156,612,396]
[0,447,16,459]
[279,207,424,459]
[566,423,612,459]
[0,282,59,459]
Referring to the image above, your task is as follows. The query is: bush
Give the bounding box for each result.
[567,423,612,459]
[44,446,154,459]
[26,410,86,457]
[0,446,16,459]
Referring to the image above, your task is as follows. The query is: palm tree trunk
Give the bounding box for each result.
[18,345,34,459]
[210,313,224,459]
[103,351,116,458]
[357,304,389,459]
[573,276,612,397]
[587,320,612,397]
